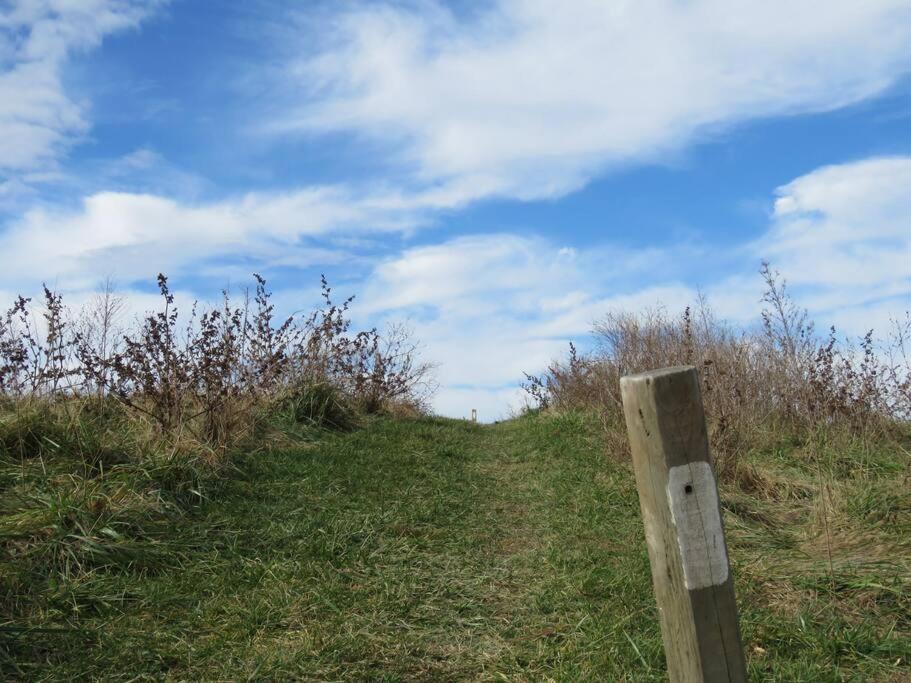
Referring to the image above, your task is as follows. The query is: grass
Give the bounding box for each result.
[2,411,910,680]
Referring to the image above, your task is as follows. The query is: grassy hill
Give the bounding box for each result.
[4,412,909,681]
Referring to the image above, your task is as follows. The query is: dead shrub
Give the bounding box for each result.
[1,273,434,455]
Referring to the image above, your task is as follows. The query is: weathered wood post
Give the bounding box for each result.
[620,366,746,682]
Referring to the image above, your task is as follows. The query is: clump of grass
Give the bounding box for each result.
[270,382,355,431]
[0,400,218,623]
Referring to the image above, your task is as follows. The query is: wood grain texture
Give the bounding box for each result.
[620,365,746,683]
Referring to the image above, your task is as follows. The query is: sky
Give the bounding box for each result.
[2,0,911,419]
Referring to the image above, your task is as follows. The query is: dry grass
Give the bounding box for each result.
[524,263,910,477]
[1,274,435,454]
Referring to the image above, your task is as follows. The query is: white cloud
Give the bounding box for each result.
[363,233,695,417]
[364,233,685,315]
[0,0,162,175]
[703,274,765,323]
[758,156,911,333]
[365,233,581,313]
[283,0,911,203]
[0,179,497,289]
[0,177,689,293]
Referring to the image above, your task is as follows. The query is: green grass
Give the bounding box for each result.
[2,412,910,680]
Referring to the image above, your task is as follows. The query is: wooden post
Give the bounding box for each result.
[620,366,746,682]
[471,409,477,422]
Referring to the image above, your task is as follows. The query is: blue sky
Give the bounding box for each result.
[3,0,911,418]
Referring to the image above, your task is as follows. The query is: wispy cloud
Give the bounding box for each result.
[0,1,163,178]
[0,174,520,290]
[361,233,696,418]
[757,155,911,333]
[280,0,911,203]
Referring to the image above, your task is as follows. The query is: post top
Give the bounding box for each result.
[619,365,696,385]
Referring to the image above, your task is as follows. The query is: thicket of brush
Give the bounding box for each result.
[523,263,911,478]
[0,274,433,622]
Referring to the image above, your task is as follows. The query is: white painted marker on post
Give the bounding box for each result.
[667,462,729,590]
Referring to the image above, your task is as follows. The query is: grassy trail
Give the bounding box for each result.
[5,414,910,680]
